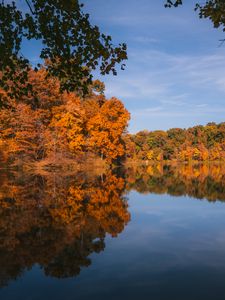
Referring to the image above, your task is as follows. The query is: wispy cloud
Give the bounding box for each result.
[99,48,225,132]
[82,0,225,132]
[104,49,225,103]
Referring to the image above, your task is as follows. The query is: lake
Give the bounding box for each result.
[0,163,225,300]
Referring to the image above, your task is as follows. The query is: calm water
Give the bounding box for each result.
[0,164,225,300]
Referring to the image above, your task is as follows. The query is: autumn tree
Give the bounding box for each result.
[45,94,86,159]
[0,69,130,166]
[87,98,130,162]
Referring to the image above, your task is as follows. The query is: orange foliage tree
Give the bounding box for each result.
[0,69,130,166]
[87,98,130,162]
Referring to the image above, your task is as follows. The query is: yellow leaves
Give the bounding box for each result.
[156,152,163,161]
[177,145,223,162]
[147,150,154,160]
[192,148,201,160]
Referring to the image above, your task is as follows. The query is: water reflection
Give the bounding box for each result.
[125,163,225,201]
[0,163,225,293]
[0,171,130,286]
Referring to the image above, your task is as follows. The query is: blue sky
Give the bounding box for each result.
[23,0,225,133]
[82,0,225,133]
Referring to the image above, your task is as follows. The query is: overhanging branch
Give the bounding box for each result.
[25,0,34,14]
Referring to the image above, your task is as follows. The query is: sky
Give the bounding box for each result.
[23,0,225,133]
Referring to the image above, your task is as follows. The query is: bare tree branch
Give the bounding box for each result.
[24,0,34,14]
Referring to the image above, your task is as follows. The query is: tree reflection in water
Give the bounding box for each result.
[0,163,224,287]
[125,163,225,202]
[0,171,130,286]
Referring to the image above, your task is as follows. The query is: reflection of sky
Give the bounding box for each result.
[2,192,225,300]
[19,0,225,132]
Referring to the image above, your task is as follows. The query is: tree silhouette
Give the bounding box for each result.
[0,0,127,101]
[165,1,225,33]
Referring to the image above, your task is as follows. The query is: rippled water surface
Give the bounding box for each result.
[0,164,225,300]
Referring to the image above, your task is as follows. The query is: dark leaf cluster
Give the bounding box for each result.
[165,0,225,32]
[0,0,127,100]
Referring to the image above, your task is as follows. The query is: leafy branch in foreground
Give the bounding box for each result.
[0,0,127,101]
[165,1,225,32]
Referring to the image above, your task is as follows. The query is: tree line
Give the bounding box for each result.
[125,123,225,162]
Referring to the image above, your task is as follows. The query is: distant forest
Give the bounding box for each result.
[125,123,225,162]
